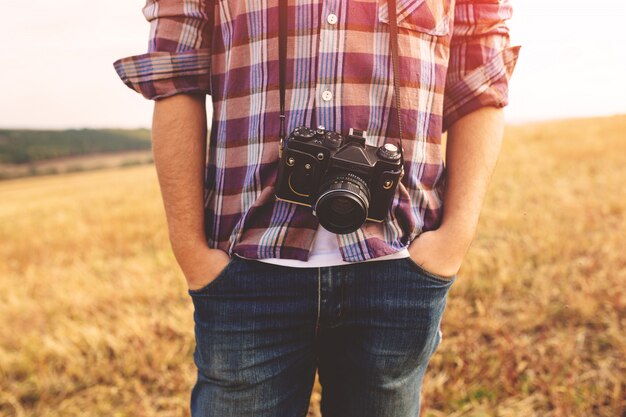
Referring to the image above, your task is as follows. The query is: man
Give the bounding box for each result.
[114,0,519,415]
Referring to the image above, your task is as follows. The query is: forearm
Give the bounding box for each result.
[151,93,209,254]
[441,106,505,241]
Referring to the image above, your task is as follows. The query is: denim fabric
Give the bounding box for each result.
[187,254,455,417]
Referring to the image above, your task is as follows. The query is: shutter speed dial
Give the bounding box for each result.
[377,143,401,161]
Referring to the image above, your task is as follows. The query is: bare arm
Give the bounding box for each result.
[151,94,230,289]
[408,106,505,278]
[442,106,505,239]
[409,0,518,279]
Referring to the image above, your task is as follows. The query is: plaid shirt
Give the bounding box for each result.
[113,0,520,262]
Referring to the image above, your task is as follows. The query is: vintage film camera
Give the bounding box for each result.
[275,125,403,234]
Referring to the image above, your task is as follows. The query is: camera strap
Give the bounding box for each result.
[386,0,405,161]
[278,0,288,147]
[278,0,404,162]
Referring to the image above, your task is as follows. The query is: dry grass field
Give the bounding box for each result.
[0,115,624,417]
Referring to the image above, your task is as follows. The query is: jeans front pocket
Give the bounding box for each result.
[187,255,241,296]
[403,256,457,285]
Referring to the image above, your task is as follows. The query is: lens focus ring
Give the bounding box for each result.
[314,174,371,234]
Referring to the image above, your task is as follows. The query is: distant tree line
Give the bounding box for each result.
[0,128,152,164]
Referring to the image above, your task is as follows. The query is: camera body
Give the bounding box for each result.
[275,125,403,234]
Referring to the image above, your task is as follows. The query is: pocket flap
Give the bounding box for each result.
[378,0,451,36]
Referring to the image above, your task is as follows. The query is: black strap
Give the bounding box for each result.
[386,0,404,160]
[207,1,215,96]
[278,1,403,161]
[279,0,288,147]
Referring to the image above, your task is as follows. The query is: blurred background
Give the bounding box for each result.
[1,0,625,129]
[0,1,624,416]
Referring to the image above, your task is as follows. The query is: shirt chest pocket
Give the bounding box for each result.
[378,0,452,36]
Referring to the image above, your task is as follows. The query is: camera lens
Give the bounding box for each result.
[314,174,370,234]
[330,196,355,215]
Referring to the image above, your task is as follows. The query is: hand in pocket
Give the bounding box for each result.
[407,228,472,279]
[176,245,232,291]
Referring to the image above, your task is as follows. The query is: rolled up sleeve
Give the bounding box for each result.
[443,0,521,132]
[112,0,213,101]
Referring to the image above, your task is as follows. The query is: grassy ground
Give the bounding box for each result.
[0,116,624,416]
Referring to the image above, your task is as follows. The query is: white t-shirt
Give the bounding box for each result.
[257,225,410,268]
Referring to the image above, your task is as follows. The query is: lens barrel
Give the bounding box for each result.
[314,174,370,234]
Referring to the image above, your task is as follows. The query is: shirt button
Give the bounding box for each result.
[327,13,338,25]
[321,90,333,101]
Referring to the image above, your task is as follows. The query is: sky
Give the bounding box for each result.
[0,0,624,129]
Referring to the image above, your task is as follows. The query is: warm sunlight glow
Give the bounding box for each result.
[0,0,624,128]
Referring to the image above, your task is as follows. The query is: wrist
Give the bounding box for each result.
[437,220,476,249]
[169,236,209,256]
[169,239,217,277]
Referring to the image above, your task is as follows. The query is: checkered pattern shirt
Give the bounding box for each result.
[113,0,520,262]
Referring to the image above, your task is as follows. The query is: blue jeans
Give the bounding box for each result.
[188,254,455,417]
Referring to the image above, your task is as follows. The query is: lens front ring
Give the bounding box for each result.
[314,174,370,234]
